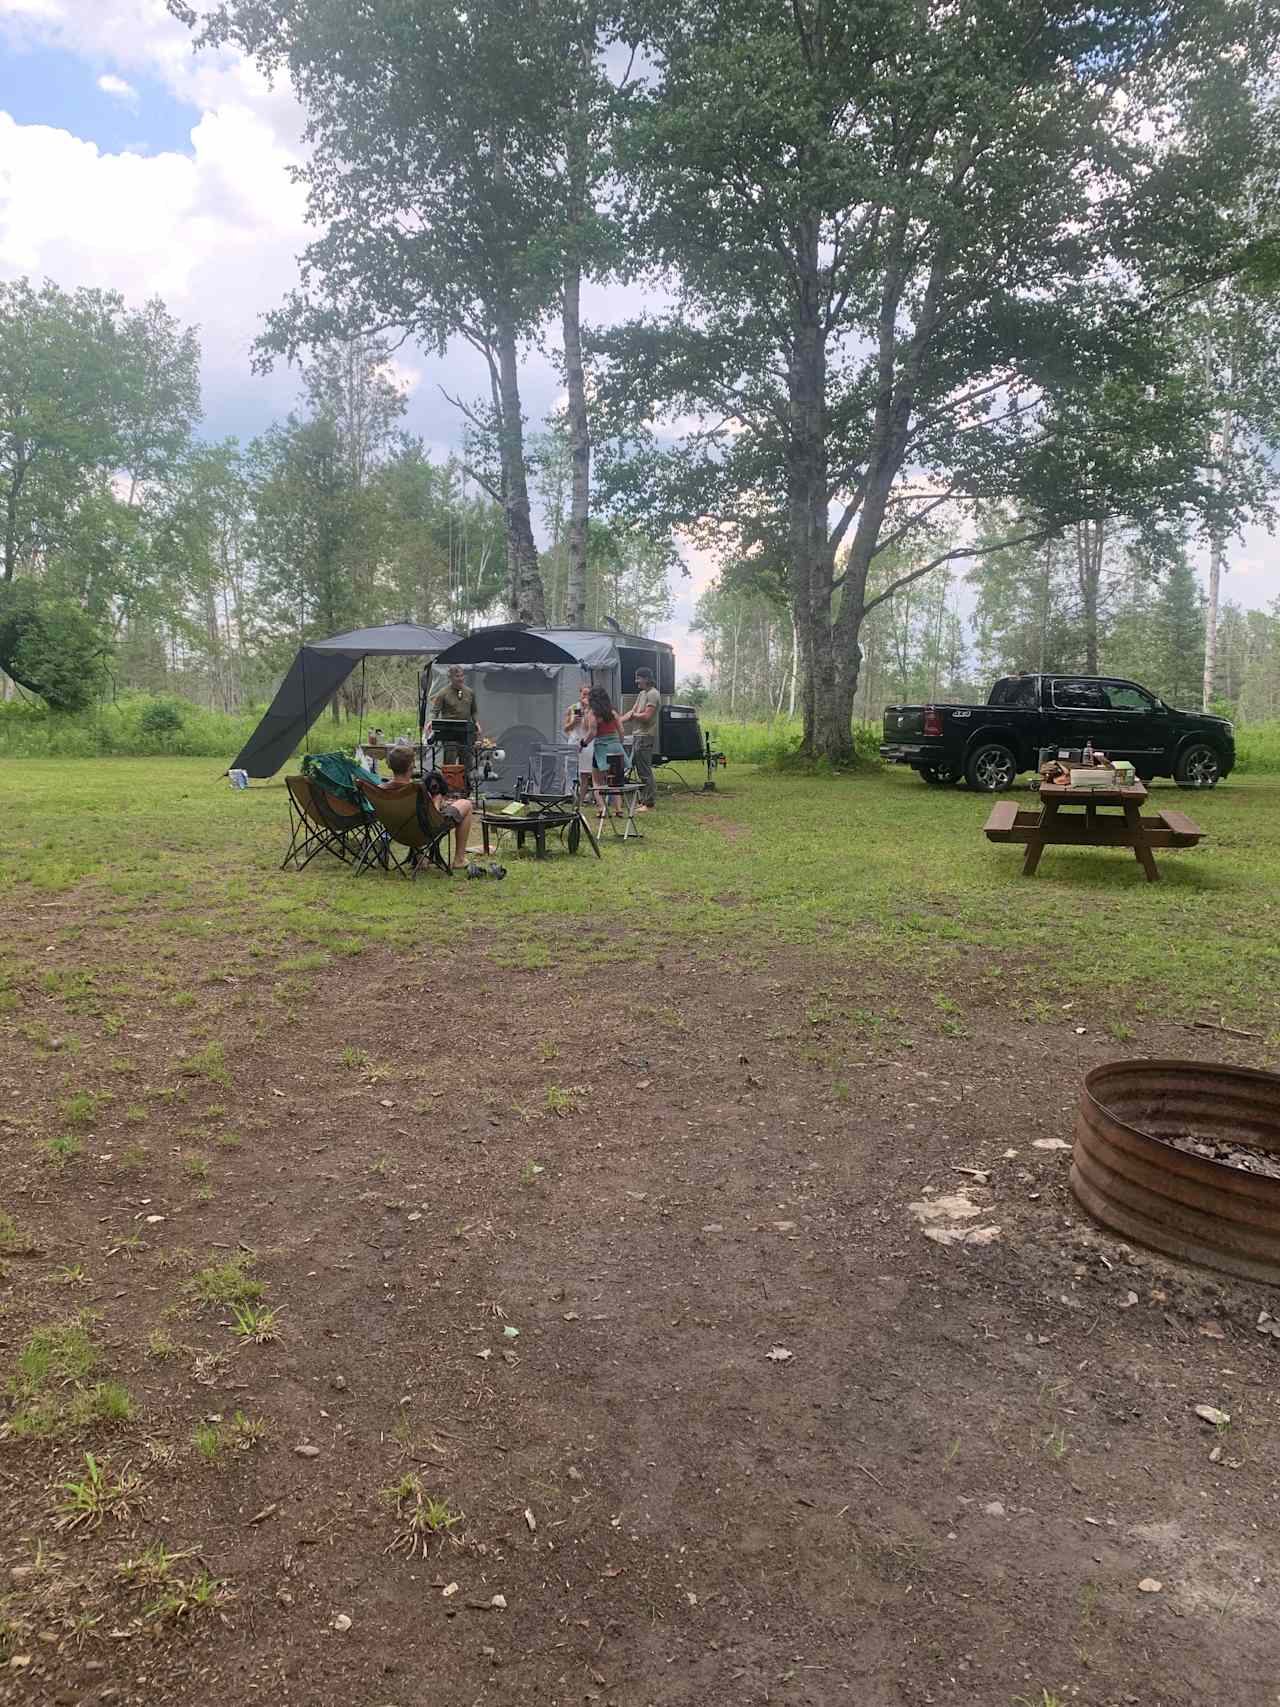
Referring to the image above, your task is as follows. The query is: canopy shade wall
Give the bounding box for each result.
[230,622,458,778]
[429,625,677,794]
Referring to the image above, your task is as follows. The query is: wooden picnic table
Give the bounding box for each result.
[983,780,1204,881]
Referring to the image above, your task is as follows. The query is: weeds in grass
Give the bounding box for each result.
[1014,1693,1066,1707]
[519,1160,545,1187]
[339,1045,370,1069]
[183,1153,210,1181]
[186,1255,264,1310]
[108,1234,144,1258]
[124,1106,147,1125]
[225,1410,267,1449]
[379,1473,461,1556]
[146,1329,178,1360]
[214,1130,242,1149]
[60,1091,98,1125]
[943,1436,961,1469]
[53,1453,141,1531]
[117,1542,195,1591]
[0,1211,30,1255]
[832,1079,851,1102]
[545,1084,580,1117]
[1043,1425,1069,1460]
[109,1057,136,1074]
[1109,1021,1135,1042]
[279,951,331,973]
[39,1133,82,1167]
[170,991,196,1009]
[538,1040,560,1061]
[57,1264,88,1287]
[229,1302,281,1343]
[144,1567,234,1622]
[177,1042,230,1088]
[193,1421,222,1461]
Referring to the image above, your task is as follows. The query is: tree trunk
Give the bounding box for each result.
[1203,405,1234,709]
[562,258,590,629]
[787,611,798,718]
[1075,519,1104,674]
[493,303,546,624]
[786,214,844,759]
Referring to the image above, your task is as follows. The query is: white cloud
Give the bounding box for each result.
[96,72,138,102]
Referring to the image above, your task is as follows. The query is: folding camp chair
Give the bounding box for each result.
[351,779,454,879]
[282,775,373,871]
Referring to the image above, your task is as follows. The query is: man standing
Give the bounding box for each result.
[429,664,480,762]
[621,667,661,811]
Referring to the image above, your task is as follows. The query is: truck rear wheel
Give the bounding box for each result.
[965,742,1019,792]
[920,763,961,786]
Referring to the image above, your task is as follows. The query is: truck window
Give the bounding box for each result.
[1051,679,1107,710]
[990,676,1037,708]
[1103,682,1156,713]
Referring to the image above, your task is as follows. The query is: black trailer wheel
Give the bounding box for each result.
[920,762,961,786]
[1174,742,1222,789]
[965,742,1019,792]
[566,816,582,853]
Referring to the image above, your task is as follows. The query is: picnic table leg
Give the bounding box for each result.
[1123,798,1160,882]
[534,824,547,858]
[1021,798,1056,875]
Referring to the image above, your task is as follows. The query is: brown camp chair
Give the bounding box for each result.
[351,779,454,879]
[282,775,373,871]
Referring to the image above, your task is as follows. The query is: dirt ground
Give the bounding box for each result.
[2,925,1279,1707]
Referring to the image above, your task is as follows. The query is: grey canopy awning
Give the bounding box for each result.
[230,622,458,778]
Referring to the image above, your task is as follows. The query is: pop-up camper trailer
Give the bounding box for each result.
[426,624,711,794]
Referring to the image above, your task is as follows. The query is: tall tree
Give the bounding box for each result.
[595,0,1276,761]
[175,0,621,625]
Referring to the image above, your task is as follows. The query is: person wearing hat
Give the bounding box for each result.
[620,667,660,811]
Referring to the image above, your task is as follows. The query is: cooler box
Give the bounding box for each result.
[659,703,704,760]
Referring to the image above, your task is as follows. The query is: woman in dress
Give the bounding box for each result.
[588,685,627,815]
[564,682,595,801]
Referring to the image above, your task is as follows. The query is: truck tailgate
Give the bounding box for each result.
[883,706,925,739]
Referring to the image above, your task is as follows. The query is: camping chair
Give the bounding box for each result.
[282,775,372,871]
[351,779,454,879]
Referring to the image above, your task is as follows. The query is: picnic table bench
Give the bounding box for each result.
[983,781,1204,881]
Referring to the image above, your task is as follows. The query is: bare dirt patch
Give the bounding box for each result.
[2,939,1279,1707]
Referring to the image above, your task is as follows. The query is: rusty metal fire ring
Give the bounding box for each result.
[1071,1058,1280,1286]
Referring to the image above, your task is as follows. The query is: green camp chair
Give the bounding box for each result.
[351,779,454,879]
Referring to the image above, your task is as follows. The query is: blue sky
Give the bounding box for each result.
[0,0,1275,672]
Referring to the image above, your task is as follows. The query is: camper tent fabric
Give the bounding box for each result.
[230,622,457,778]
[431,626,676,796]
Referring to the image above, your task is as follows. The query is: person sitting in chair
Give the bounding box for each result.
[383,746,474,870]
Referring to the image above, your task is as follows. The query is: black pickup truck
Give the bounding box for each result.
[880,674,1235,791]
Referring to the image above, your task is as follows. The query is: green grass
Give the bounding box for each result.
[0,757,1277,1035]
[185,1255,265,1310]
[5,1319,136,1439]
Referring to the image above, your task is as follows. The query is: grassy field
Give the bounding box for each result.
[3,756,1279,1703]
[1,757,1277,1033]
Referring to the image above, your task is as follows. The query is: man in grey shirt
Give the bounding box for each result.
[621,668,661,811]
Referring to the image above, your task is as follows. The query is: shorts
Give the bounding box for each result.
[441,801,463,824]
[592,735,626,769]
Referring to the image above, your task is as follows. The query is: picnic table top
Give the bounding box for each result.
[1038,779,1148,803]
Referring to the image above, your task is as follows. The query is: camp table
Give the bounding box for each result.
[983,780,1204,882]
[589,781,644,843]
[478,792,601,860]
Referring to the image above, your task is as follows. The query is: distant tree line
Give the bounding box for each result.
[0,280,671,714]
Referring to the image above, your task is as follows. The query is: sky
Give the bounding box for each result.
[1,0,1276,686]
